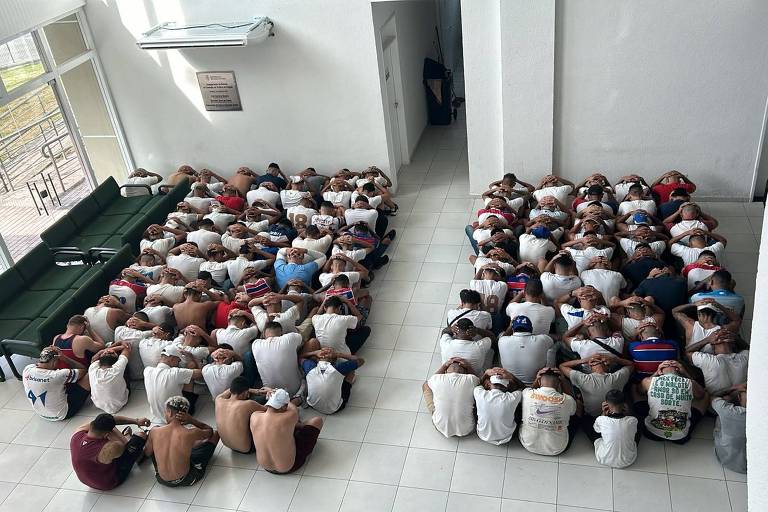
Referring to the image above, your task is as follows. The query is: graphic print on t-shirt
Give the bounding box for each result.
[526,390,566,433]
[647,375,693,438]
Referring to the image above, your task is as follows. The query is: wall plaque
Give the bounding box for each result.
[197,71,242,111]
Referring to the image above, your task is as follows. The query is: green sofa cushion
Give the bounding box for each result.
[0,289,62,320]
[14,318,46,345]
[27,264,90,292]
[91,177,120,209]
[68,196,100,230]
[41,216,78,248]
[71,266,102,289]
[66,234,111,251]
[39,289,77,318]
[102,195,153,216]
[14,244,52,283]
[78,214,135,237]
[0,319,31,340]
[0,268,25,305]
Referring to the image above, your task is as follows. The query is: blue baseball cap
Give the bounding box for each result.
[531,226,550,239]
[632,212,649,224]
[511,315,533,333]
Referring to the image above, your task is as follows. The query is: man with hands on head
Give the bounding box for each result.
[474,367,524,445]
[89,342,132,414]
[519,367,578,456]
[70,413,152,490]
[423,357,480,437]
[215,377,269,454]
[300,342,365,414]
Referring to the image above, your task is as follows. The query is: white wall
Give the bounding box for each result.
[84,0,391,177]
[461,0,503,194]
[371,1,437,162]
[0,0,83,42]
[500,0,555,181]
[554,0,768,199]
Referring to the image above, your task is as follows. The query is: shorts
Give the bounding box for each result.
[114,435,147,485]
[338,380,352,412]
[634,401,702,445]
[265,425,321,475]
[356,304,370,321]
[154,440,217,487]
[65,383,90,419]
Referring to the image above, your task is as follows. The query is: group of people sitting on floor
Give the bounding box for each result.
[423,170,747,471]
[21,163,398,490]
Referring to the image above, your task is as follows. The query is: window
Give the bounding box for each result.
[0,34,45,92]
[41,14,89,65]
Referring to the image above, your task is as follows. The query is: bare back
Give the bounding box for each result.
[147,423,205,481]
[227,175,255,197]
[215,397,262,453]
[249,407,298,472]
[173,302,213,330]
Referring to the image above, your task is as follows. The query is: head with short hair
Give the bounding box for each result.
[305,225,321,238]
[229,376,250,398]
[459,289,483,308]
[324,295,344,313]
[91,413,117,434]
[586,184,604,200]
[539,369,561,390]
[605,389,626,412]
[681,204,700,220]
[453,318,476,340]
[332,274,350,289]
[264,321,283,337]
[99,351,119,367]
[152,323,174,339]
[670,188,690,200]
[524,278,544,298]
[710,269,732,290]
[446,359,470,374]
[164,395,190,421]
[67,315,88,335]
[319,201,335,214]
[697,250,717,266]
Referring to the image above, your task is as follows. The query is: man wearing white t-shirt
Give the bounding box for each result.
[474,368,524,445]
[249,322,304,396]
[469,264,509,316]
[123,168,162,196]
[532,175,574,204]
[143,345,200,424]
[562,234,615,273]
[212,309,260,356]
[555,286,611,330]
[300,345,365,414]
[519,368,578,456]
[202,347,244,398]
[23,347,90,421]
[423,358,480,437]
[344,196,379,232]
[518,225,557,264]
[669,229,727,266]
[89,343,132,414]
[146,269,187,305]
[250,292,303,334]
[539,251,582,303]
[166,243,206,282]
[247,182,281,208]
[564,312,624,359]
[139,324,175,368]
[505,279,555,335]
[498,315,555,385]
[186,219,222,253]
[592,389,638,468]
[286,199,318,231]
[616,227,667,259]
[439,318,494,377]
[311,295,364,353]
[293,226,333,254]
[687,329,748,394]
[580,256,626,303]
[446,289,493,331]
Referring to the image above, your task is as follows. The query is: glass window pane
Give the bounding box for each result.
[42,14,88,65]
[0,34,44,91]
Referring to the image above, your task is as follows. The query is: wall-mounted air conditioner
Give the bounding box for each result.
[137,17,274,50]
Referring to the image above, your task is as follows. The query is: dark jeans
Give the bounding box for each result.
[362,242,390,268]
[242,350,263,388]
[114,435,147,486]
[465,225,479,254]
[375,214,389,238]
[346,325,371,354]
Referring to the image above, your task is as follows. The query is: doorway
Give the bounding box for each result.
[382,37,404,174]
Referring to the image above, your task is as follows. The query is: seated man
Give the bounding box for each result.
[274,247,327,289]
[564,312,624,359]
[146,268,187,305]
[562,233,615,273]
[144,346,202,424]
[532,175,575,205]
[439,318,494,377]
[673,301,741,354]
[663,202,718,237]
[657,186,691,220]
[123,168,163,196]
[249,322,304,397]
[669,228,727,267]
[469,264,509,318]
[505,279,555,335]
[172,283,222,331]
[227,167,258,197]
[518,224,557,264]
[682,251,723,291]
[627,322,680,378]
[616,225,667,259]
[519,367,578,456]
[89,343,131,414]
[633,267,688,334]
[84,295,130,344]
[689,269,744,316]
[53,314,105,370]
[311,295,365,353]
[145,396,219,487]
[651,170,696,204]
[23,347,90,421]
[499,315,555,385]
[212,309,260,356]
[711,383,747,474]
[634,360,707,444]
[610,296,665,341]
[620,244,668,288]
[579,256,626,303]
[186,218,222,254]
[539,251,582,303]
[250,388,324,473]
[422,357,480,437]
[555,286,610,330]
[447,289,493,332]
[686,329,748,395]
[70,413,151,490]
[300,343,365,414]
[202,346,245,398]
[214,377,267,454]
[617,182,656,216]
[559,354,633,438]
[592,390,638,468]
[474,368,524,445]
[139,324,175,368]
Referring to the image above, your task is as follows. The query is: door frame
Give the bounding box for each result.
[375,13,409,180]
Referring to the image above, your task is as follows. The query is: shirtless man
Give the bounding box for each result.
[145,396,219,487]
[249,388,324,474]
[227,166,259,197]
[84,295,131,344]
[172,284,223,330]
[214,377,268,453]
[166,165,197,187]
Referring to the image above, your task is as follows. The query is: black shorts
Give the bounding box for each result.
[337,380,352,413]
[155,440,217,487]
[65,383,90,419]
[265,425,321,475]
[114,435,147,485]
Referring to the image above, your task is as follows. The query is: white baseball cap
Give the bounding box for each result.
[490,375,510,387]
[161,345,184,360]
[266,388,290,409]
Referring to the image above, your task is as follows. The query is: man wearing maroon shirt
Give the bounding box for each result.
[70,413,151,490]
[216,184,246,212]
[651,170,696,204]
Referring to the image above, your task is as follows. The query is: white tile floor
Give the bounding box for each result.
[0,121,758,511]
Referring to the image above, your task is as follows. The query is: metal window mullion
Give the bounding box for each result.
[32,28,55,74]
[76,9,135,174]
[0,233,13,270]
[0,70,56,105]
